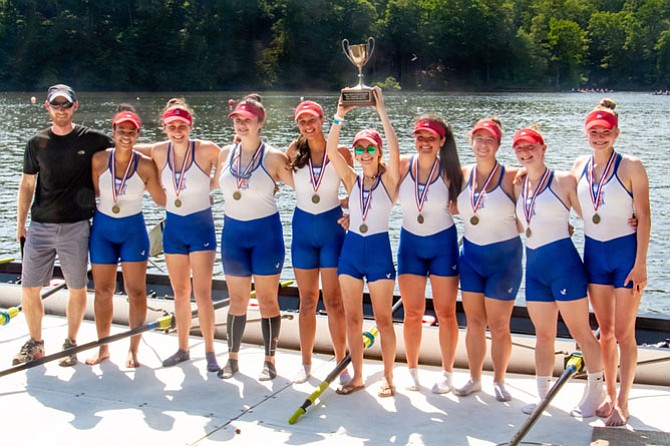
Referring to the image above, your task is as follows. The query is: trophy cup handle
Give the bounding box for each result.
[366,37,375,61]
[342,39,355,65]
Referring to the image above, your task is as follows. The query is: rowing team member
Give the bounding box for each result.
[13,89,650,426]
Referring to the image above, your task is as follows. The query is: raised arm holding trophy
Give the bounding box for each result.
[341,37,376,106]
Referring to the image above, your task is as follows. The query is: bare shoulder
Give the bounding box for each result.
[619,153,648,181]
[286,139,299,160]
[219,144,234,161]
[572,154,590,173]
[399,154,411,173]
[93,148,111,162]
[503,164,521,178]
[620,153,644,168]
[136,152,155,168]
[461,164,472,177]
[196,139,222,152]
[553,170,577,188]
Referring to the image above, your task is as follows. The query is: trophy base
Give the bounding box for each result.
[341,87,376,106]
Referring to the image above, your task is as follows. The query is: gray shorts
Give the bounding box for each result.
[22,221,90,289]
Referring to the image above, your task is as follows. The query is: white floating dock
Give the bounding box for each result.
[1,314,668,446]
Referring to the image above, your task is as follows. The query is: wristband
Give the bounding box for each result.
[333,115,344,125]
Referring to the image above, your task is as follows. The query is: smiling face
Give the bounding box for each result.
[470,129,500,158]
[353,139,380,168]
[233,115,263,139]
[587,126,619,153]
[513,141,546,166]
[113,122,140,150]
[414,130,444,156]
[162,119,192,144]
[46,97,78,127]
[296,113,324,141]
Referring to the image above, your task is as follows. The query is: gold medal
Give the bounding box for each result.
[311,194,320,204]
[592,213,601,224]
[526,227,532,238]
[233,190,242,200]
[112,204,120,214]
[175,198,182,208]
[470,215,479,225]
[417,214,424,224]
[359,223,368,234]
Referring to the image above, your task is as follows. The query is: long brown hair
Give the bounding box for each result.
[417,113,463,203]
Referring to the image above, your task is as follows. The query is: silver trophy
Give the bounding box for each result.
[341,37,376,106]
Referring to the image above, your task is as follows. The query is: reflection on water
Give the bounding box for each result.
[1,91,667,315]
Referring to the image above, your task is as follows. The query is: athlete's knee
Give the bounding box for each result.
[466,314,487,331]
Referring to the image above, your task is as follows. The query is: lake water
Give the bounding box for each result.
[1,91,667,316]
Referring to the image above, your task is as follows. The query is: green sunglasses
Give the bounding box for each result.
[354,145,377,155]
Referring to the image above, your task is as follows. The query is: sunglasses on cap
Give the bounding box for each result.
[354,145,377,155]
[49,100,74,110]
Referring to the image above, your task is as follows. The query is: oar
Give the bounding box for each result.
[0,279,294,377]
[0,257,14,265]
[288,297,404,424]
[504,352,585,446]
[0,279,68,326]
[0,297,227,378]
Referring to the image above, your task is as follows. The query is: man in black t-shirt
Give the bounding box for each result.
[13,84,112,366]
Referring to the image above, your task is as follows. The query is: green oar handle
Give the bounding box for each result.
[0,279,295,378]
[0,307,20,326]
[1,281,68,327]
[288,298,403,424]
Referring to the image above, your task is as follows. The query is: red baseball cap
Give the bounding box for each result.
[352,129,383,149]
[513,128,544,147]
[585,110,618,130]
[112,111,141,129]
[228,102,265,121]
[162,108,192,125]
[413,119,446,138]
[471,119,502,140]
[294,101,323,121]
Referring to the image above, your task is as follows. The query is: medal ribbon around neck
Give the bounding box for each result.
[522,168,551,226]
[233,142,264,190]
[110,149,134,208]
[169,140,194,199]
[358,174,376,223]
[587,150,616,213]
[308,150,329,194]
[469,161,500,214]
[414,156,439,216]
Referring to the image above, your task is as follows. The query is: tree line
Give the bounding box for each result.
[1,0,669,92]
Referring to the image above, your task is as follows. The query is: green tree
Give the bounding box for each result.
[546,18,587,87]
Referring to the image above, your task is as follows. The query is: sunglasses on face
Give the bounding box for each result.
[49,101,74,110]
[354,145,377,155]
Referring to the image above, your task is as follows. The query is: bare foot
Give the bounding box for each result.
[596,395,614,418]
[126,351,140,368]
[605,404,629,427]
[85,348,110,366]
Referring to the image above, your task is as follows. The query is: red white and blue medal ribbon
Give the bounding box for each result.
[169,140,194,206]
[308,150,328,203]
[414,156,438,224]
[358,175,375,233]
[110,149,134,214]
[469,162,499,223]
[233,142,264,192]
[587,150,616,222]
[522,168,551,235]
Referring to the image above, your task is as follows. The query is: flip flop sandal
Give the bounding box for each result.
[336,383,365,395]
